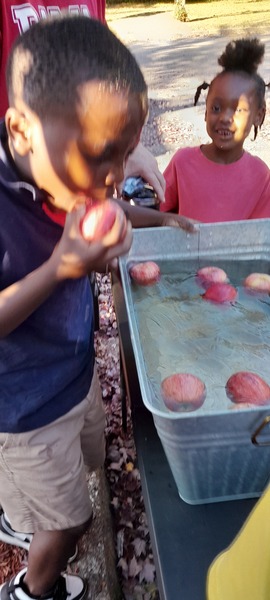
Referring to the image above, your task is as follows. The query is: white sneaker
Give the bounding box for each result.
[0,569,88,600]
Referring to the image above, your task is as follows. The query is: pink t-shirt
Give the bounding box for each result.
[0,1,106,117]
[162,146,270,222]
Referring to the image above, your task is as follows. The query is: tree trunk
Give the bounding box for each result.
[174,0,188,22]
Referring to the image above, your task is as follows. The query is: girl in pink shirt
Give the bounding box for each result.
[162,38,270,222]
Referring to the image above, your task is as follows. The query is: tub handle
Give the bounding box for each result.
[252,416,270,446]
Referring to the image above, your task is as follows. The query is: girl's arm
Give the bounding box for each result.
[116,198,198,231]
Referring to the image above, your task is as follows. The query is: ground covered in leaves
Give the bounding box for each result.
[96,274,158,600]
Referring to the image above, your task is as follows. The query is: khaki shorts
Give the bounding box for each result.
[0,366,105,533]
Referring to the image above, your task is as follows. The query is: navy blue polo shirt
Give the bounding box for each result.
[0,122,94,433]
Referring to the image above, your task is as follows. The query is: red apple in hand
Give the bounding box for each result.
[244,272,270,293]
[129,261,160,286]
[226,371,270,406]
[197,266,228,288]
[202,282,237,304]
[161,373,206,412]
[80,200,127,246]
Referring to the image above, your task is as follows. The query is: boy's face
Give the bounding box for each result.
[205,72,264,155]
[13,82,146,212]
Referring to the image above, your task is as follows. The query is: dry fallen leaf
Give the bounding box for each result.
[95,274,158,599]
[139,560,156,584]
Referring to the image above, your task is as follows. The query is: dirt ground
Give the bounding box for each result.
[107,1,270,36]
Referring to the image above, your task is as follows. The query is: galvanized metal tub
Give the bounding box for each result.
[119,220,270,504]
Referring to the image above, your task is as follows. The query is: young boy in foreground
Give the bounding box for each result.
[0,14,148,600]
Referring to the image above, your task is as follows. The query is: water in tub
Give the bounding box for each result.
[129,258,270,415]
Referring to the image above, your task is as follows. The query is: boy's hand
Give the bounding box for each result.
[51,208,133,280]
[0,208,132,337]
[94,220,133,273]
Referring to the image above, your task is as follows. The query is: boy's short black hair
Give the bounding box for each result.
[6,14,148,120]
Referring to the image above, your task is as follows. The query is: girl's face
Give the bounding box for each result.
[13,82,147,212]
[205,72,264,161]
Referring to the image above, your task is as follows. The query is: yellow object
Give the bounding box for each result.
[207,486,270,599]
[125,461,134,472]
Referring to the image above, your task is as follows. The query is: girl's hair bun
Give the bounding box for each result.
[218,38,265,75]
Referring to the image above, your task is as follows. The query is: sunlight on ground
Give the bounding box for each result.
[107,1,270,38]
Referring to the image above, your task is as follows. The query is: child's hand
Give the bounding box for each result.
[94,220,133,274]
[160,213,200,232]
[119,142,166,204]
[50,208,133,280]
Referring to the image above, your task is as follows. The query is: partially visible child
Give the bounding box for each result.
[161,38,270,222]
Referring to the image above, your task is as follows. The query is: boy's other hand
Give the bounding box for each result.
[120,142,166,204]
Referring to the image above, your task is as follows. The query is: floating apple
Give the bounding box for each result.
[161,373,206,412]
[197,266,228,288]
[244,272,270,293]
[226,371,270,406]
[229,402,256,410]
[129,261,160,286]
[80,200,127,246]
[202,282,237,304]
